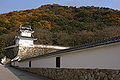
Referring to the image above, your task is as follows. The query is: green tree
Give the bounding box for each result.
[0,38,5,59]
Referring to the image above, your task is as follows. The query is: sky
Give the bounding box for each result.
[0,0,120,14]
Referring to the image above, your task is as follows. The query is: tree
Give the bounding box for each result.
[0,38,5,59]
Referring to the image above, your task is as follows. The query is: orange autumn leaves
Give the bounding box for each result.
[0,4,120,35]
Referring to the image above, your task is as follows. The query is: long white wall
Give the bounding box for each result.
[12,61,29,68]
[11,62,15,66]
[12,57,56,68]
[11,42,120,69]
[18,61,29,68]
[31,57,56,68]
[61,42,120,69]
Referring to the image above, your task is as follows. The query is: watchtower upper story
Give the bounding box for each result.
[19,26,34,37]
[16,26,37,47]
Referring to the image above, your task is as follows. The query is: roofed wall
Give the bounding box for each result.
[5,44,69,60]
[12,42,120,69]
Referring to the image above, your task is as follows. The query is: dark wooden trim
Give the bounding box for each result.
[56,57,60,68]
[29,61,31,68]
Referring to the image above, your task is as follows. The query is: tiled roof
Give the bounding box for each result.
[20,27,32,31]
[20,36,120,62]
[5,45,18,49]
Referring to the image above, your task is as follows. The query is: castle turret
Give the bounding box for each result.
[16,26,37,46]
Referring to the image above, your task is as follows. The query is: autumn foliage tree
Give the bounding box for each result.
[0,4,120,47]
[0,38,5,59]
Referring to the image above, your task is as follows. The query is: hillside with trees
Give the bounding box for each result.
[0,38,5,59]
[0,4,120,47]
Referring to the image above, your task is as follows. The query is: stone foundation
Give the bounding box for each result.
[5,46,59,59]
[16,68,120,80]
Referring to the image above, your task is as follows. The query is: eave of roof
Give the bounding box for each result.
[16,36,37,40]
[20,27,32,31]
[19,36,120,62]
[5,45,18,49]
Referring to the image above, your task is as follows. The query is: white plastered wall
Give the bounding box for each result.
[61,42,120,69]
[21,32,31,37]
[31,57,56,68]
[18,61,29,68]
[14,61,19,67]
[19,39,33,46]
[11,62,15,66]
[11,42,120,69]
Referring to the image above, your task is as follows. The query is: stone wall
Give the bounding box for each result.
[5,46,59,60]
[19,46,58,59]
[16,68,120,80]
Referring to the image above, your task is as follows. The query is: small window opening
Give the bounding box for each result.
[56,57,60,68]
[14,62,15,66]
[29,61,31,68]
